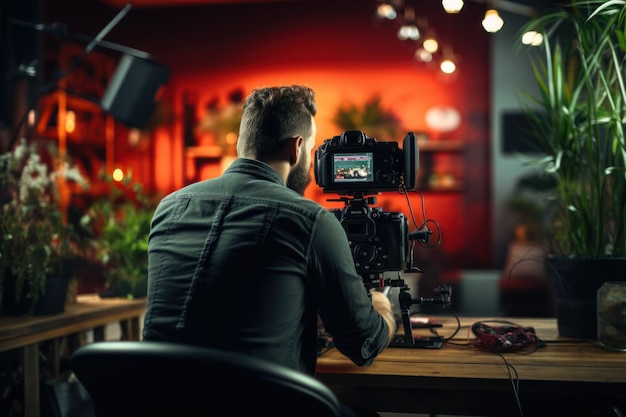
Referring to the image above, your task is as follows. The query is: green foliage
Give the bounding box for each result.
[520,0,626,258]
[332,94,402,140]
[82,174,158,299]
[0,139,87,313]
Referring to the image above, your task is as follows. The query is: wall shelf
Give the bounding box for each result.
[418,140,465,152]
[416,140,465,192]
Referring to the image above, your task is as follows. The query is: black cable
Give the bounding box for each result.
[399,185,442,250]
[497,352,524,417]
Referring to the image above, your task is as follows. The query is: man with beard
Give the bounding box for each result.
[143,86,395,413]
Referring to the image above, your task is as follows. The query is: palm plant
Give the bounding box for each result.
[520,0,626,259]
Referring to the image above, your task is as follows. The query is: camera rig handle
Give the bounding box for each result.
[361,273,415,344]
[370,276,452,346]
[400,284,452,344]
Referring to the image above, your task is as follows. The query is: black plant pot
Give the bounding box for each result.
[1,274,70,316]
[547,256,626,339]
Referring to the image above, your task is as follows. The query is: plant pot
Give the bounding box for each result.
[547,256,626,339]
[99,278,147,300]
[1,274,70,317]
[34,275,71,315]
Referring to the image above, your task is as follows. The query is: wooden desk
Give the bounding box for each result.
[0,294,146,417]
[316,317,626,416]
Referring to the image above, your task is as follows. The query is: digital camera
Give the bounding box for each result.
[331,202,408,274]
[314,130,419,275]
[313,130,419,195]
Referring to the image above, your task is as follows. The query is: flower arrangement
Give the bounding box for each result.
[0,139,87,314]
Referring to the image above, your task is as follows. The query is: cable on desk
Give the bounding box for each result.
[497,352,524,417]
[419,304,462,345]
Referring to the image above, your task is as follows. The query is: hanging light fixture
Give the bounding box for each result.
[482,9,504,33]
[376,0,398,20]
[439,46,459,74]
[423,36,439,54]
[415,48,433,63]
[521,30,543,46]
[442,0,464,14]
[397,6,420,41]
[440,57,457,74]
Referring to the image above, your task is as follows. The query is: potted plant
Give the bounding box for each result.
[332,93,402,141]
[0,139,87,316]
[82,173,158,299]
[519,0,626,338]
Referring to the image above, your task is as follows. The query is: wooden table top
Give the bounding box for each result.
[0,295,146,351]
[316,317,626,384]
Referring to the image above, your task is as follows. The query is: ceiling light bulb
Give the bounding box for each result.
[398,24,420,41]
[440,58,456,74]
[522,30,543,46]
[415,48,433,63]
[423,38,439,53]
[442,0,464,13]
[377,3,397,20]
[482,9,504,33]
[65,110,76,133]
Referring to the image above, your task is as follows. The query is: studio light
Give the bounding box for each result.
[442,0,464,14]
[482,9,504,33]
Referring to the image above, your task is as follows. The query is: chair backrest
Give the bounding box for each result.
[71,341,341,417]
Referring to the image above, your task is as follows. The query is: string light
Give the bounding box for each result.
[423,36,439,53]
[442,0,464,14]
[482,9,504,33]
[521,30,543,46]
[415,48,433,63]
[440,57,457,74]
[377,2,397,20]
[397,6,420,41]
[375,1,537,73]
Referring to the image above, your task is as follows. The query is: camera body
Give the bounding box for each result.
[331,201,408,274]
[314,130,419,275]
[314,130,418,195]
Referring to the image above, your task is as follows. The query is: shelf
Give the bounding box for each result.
[418,185,464,193]
[418,140,464,152]
[185,145,223,159]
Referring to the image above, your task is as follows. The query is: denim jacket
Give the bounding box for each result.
[142,158,389,374]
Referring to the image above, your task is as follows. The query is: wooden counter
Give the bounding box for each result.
[316,317,626,416]
[0,295,146,417]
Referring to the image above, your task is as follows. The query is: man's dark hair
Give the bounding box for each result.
[237,85,317,160]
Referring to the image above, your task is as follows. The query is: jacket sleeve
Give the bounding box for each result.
[309,209,390,366]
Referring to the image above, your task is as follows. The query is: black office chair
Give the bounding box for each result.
[71,341,341,417]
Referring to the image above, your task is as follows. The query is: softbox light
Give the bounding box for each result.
[101,54,170,129]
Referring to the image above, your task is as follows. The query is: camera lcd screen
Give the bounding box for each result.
[332,153,374,183]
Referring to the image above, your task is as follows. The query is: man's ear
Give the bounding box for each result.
[288,136,303,165]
